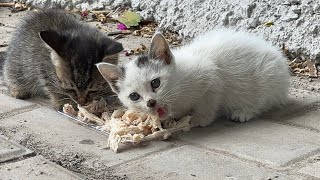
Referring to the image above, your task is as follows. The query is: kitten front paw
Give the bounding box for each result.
[199,119,213,127]
[191,115,214,127]
[9,88,31,99]
[231,110,255,123]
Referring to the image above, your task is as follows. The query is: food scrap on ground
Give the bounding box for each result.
[63,101,191,152]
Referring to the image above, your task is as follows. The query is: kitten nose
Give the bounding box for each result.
[147,99,157,108]
[78,97,86,106]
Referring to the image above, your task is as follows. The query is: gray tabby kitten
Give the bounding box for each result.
[4,9,123,109]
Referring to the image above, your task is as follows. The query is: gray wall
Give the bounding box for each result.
[9,0,320,62]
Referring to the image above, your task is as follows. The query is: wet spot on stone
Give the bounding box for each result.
[79,139,94,145]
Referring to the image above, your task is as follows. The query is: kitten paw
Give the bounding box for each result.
[198,119,214,127]
[191,116,213,127]
[231,110,254,123]
[9,88,30,99]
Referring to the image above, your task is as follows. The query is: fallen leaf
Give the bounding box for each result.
[117,10,141,28]
[125,44,147,56]
[264,21,274,27]
[306,60,318,78]
[95,13,107,23]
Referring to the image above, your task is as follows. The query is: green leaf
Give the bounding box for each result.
[117,11,141,28]
[264,21,274,27]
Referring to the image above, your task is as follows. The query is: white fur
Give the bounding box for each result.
[116,29,290,127]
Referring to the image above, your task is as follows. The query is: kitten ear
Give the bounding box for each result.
[96,62,123,93]
[104,41,124,55]
[149,33,173,65]
[101,41,123,64]
[100,40,124,64]
[39,29,67,56]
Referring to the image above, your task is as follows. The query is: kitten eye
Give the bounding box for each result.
[65,89,77,95]
[151,78,160,89]
[87,90,99,94]
[129,92,140,101]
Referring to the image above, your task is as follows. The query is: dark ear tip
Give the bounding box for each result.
[39,29,56,40]
[39,30,47,39]
[117,42,124,52]
[105,41,124,55]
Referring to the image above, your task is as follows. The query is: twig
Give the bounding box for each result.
[91,10,112,15]
[113,34,124,40]
[107,30,131,36]
[106,7,121,17]
[0,2,14,7]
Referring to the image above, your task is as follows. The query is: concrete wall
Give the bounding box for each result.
[8,0,320,62]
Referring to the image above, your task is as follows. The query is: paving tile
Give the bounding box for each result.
[0,107,173,167]
[115,145,296,180]
[298,161,320,178]
[289,88,320,103]
[262,89,320,131]
[0,156,83,180]
[281,109,320,131]
[0,94,34,115]
[0,135,33,163]
[178,120,320,167]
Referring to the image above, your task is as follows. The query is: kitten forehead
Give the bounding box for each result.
[119,57,171,92]
[136,55,149,68]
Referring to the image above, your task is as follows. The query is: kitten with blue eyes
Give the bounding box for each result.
[96,29,290,127]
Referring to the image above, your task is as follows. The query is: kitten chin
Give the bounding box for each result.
[97,29,290,127]
[4,9,123,110]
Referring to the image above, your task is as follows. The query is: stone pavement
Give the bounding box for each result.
[1,7,320,180]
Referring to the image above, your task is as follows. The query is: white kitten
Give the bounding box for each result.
[96,29,290,127]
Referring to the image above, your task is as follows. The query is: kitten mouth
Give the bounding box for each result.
[157,106,167,118]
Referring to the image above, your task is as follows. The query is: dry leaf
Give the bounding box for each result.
[125,44,147,56]
[306,60,318,78]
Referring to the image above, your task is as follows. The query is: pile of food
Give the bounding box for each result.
[62,99,191,152]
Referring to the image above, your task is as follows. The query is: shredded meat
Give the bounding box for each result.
[63,101,191,152]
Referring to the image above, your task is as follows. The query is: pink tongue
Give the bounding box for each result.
[157,107,166,117]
